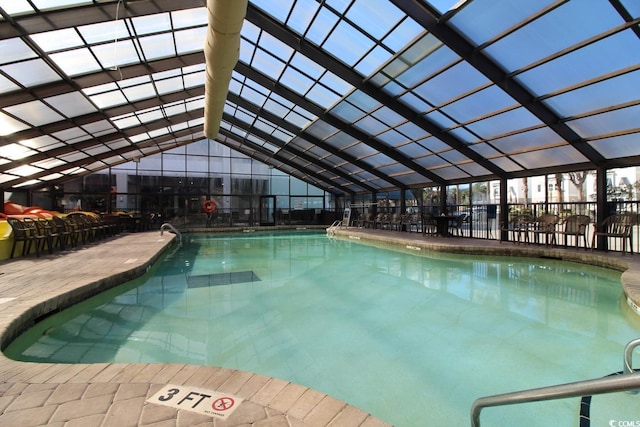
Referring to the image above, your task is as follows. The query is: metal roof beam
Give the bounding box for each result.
[390,0,606,166]
[227,93,406,190]
[246,4,505,179]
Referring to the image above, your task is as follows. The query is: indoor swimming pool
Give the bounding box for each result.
[5,231,640,426]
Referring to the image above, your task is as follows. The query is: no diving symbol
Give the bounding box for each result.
[212,396,235,411]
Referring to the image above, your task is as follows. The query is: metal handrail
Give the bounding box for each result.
[160,222,182,246]
[471,338,640,427]
[326,220,342,236]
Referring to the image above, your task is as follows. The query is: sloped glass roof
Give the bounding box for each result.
[0,0,639,194]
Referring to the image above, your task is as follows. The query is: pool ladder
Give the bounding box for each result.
[327,220,342,236]
[160,222,182,246]
[471,337,640,426]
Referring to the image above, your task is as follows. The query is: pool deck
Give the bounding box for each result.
[0,227,639,426]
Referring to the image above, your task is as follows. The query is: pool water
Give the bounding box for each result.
[5,231,640,426]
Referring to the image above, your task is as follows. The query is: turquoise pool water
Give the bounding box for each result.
[5,231,640,426]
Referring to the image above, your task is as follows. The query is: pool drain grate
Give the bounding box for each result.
[187,271,261,288]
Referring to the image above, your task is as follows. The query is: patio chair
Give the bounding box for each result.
[591,213,636,255]
[389,213,403,231]
[422,212,437,236]
[527,214,559,246]
[51,215,75,248]
[556,215,590,249]
[449,214,467,237]
[500,214,533,243]
[7,217,36,258]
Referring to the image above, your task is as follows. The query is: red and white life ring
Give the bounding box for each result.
[203,199,217,213]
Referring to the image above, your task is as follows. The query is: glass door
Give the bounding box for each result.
[260,195,275,226]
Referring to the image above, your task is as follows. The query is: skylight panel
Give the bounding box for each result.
[121,83,156,102]
[5,100,64,126]
[132,12,172,35]
[183,70,206,89]
[0,37,37,63]
[44,92,97,117]
[82,120,114,137]
[544,71,640,117]
[30,28,84,52]
[589,134,640,159]
[441,86,517,124]
[0,143,37,160]
[38,173,64,182]
[251,48,287,80]
[0,0,34,15]
[154,76,185,95]
[287,0,320,35]
[566,104,640,139]
[448,0,553,45]
[354,115,387,135]
[251,0,293,24]
[620,0,640,17]
[7,164,43,177]
[467,107,542,140]
[306,7,339,46]
[113,115,141,130]
[322,20,375,67]
[87,90,127,109]
[511,145,587,169]
[0,74,19,94]
[355,45,392,76]
[79,20,129,45]
[171,7,207,28]
[1,59,61,87]
[281,67,314,95]
[92,39,140,70]
[516,31,640,96]
[347,0,404,40]
[52,127,89,143]
[490,127,562,155]
[413,61,489,107]
[50,48,101,76]
[382,16,423,52]
[175,27,207,54]
[483,0,622,71]
[306,84,341,109]
[139,33,176,60]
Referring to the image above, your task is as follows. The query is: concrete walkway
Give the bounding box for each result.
[0,227,639,427]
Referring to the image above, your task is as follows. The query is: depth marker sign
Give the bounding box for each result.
[147,384,243,419]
